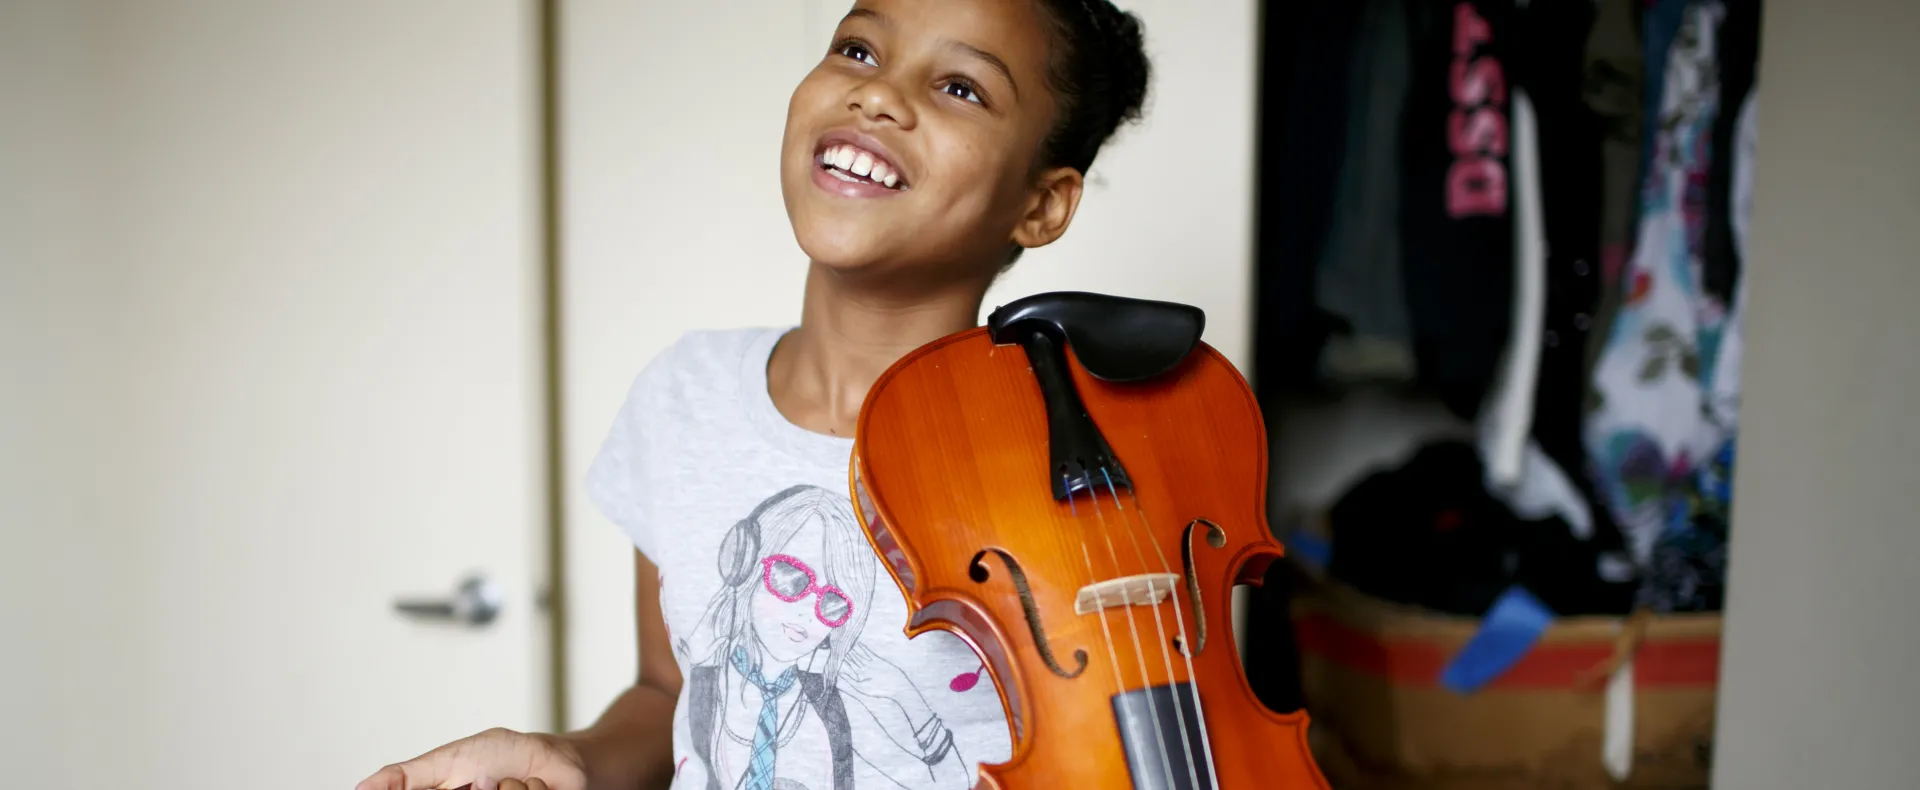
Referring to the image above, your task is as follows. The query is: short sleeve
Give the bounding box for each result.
[583,341,679,562]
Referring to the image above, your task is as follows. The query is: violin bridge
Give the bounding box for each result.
[1074,573,1182,616]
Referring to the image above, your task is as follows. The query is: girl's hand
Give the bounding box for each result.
[354,727,588,790]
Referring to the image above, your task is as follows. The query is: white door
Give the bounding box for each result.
[1,2,549,788]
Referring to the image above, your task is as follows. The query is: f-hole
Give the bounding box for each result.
[1181,519,1227,654]
[970,549,1088,679]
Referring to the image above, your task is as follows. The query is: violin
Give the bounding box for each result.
[850,292,1330,789]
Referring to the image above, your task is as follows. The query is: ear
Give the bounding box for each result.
[1010,165,1085,251]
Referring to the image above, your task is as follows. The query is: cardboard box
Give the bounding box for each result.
[1290,580,1722,789]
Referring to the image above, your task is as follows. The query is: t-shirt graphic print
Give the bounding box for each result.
[586,328,1011,790]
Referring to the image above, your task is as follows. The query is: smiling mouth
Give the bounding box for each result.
[816,142,908,191]
[782,622,810,642]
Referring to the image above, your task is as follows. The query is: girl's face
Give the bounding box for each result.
[780,0,1073,281]
[751,512,849,665]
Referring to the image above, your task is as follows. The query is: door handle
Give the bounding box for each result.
[394,572,504,627]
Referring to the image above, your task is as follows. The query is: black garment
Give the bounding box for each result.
[1509,0,1634,559]
[1397,0,1516,420]
[1315,0,1416,372]
[1251,0,1365,397]
[1325,442,1637,617]
[1703,0,1763,307]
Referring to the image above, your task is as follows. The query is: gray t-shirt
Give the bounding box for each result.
[586,327,1012,790]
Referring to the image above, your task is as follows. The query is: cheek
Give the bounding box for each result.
[783,70,842,151]
[927,133,1024,215]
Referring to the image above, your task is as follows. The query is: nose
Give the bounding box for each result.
[846,75,916,129]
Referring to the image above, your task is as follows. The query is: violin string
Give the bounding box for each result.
[1106,471,1223,790]
[1082,472,1180,790]
[1067,473,1154,788]
[1099,472,1204,790]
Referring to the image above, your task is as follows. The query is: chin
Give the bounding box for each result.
[798,236,887,273]
[789,211,898,273]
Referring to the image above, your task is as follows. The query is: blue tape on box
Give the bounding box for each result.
[1439,584,1555,694]
[1286,529,1331,571]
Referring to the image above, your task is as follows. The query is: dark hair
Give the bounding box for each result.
[1033,0,1153,174]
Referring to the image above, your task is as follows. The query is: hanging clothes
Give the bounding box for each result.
[1250,0,1365,397]
[1502,0,1607,489]
[1398,0,1517,420]
[1580,0,1645,420]
[1585,0,1644,277]
[1637,0,1692,196]
[1588,0,1688,426]
[1478,0,1637,580]
[1315,0,1417,384]
[1584,0,1748,614]
[1702,0,1762,307]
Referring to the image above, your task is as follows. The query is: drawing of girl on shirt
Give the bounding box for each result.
[674,484,970,790]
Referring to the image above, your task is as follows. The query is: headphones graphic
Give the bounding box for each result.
[716,484,818,588]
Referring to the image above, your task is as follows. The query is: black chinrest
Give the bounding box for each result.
[986,291,1206,382]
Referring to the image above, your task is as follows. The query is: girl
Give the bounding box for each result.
[357,1,1151,788]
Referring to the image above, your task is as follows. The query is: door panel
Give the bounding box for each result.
[2,2,548,787]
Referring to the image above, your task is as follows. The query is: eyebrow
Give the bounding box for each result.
[843,8,889,29]
[841,8,1022,100]
[946,39,1021,100]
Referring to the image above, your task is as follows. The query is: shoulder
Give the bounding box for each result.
[620,326,782,410]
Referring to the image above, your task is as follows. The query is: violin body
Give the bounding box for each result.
[850,293,1329,790]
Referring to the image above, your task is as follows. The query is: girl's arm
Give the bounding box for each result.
[562,549,683,790]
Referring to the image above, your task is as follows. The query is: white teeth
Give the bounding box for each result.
[821,143,903,188]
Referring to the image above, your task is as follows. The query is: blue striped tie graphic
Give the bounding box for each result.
[730,646,798,790]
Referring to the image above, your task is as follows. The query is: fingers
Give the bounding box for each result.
[353,764,405,790]
[355,761,451,790]
[355,742,463,790]
[356,728,571,790]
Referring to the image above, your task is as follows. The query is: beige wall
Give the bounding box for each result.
[0,3,128,781]
[1713,1,1920,786]
[558,0,1261,726]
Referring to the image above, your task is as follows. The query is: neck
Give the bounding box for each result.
[768,261,994,437]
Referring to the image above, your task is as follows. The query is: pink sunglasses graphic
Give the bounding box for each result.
[760,554,854,628]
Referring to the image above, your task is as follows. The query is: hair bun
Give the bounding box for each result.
[1039,0,1153,174]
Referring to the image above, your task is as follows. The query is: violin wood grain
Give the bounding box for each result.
[851,327,1330,790]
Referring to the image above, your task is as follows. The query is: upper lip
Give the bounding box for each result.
[815,128,910,187]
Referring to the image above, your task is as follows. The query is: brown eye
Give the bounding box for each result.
[942,80,982,105]
[835,40,878,67]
